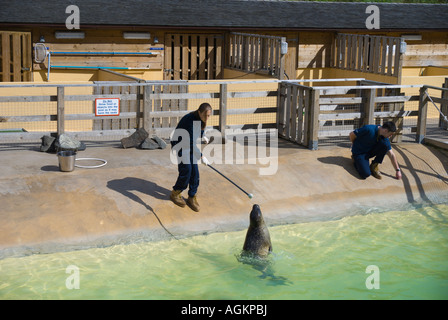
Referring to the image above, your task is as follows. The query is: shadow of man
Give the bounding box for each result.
[317,156,362,180]
[107,177,177,239]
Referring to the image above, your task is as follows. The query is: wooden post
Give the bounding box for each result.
[308,89,320,150]
[362,88,376,126]
[278,37,286,80]
[143,84,152,134]
[416,86,428,144]
[391,88,404,143]
[276,82,286,137]
[284,84,291,139]
[441,78,448,130]
[219,83,227,134]
[290,85,298,142]
[395,38,404,84]
[57,86,65,136]
[335,34,341,69]
[242,36,249,71]
[297,87,305,144]
[2,32,11,81]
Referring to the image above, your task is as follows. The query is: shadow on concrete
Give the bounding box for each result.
[41,165,60,172]
[393,144,447,223]
[107,177,178,239]
[317,155,361,180]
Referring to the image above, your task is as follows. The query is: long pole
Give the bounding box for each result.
[208,165,253,199]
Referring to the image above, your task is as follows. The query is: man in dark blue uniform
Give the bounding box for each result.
[349,121,402,180]
[170,103,212,212]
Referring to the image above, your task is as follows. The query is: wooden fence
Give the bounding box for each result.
[0,80,278,141]
[278,80,423,149]
[1,79,442,149]
[164,33,224,80]
[331,33,404,79]
[416,79,448,143]
[226,32,286,80]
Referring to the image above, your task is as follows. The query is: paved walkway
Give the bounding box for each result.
[0,139,447,258]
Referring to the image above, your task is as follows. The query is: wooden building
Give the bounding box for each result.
[1,0,448,84]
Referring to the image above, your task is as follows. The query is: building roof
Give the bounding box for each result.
[1,0,447,30]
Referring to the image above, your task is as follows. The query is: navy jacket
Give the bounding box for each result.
[171,111,204,161]
[352,125,391,155]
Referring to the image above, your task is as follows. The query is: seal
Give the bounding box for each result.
[242,204,272,257]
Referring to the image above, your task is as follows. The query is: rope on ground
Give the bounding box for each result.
[425,89,448,124]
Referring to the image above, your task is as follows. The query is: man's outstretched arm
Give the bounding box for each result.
[387,149,402,180]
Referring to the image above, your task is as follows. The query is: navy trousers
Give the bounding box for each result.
[352,140,389,179]
[173,155,200,197]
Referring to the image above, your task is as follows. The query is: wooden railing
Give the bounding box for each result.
[0,80,279,141]
[417,78,448,143]
[226,32,286,79]
[1,79,442,150]
[331,33,404,79]
[278,80,423,149]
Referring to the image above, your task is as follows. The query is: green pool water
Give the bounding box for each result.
[1,203,447,300]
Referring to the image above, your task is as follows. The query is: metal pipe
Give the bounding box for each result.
[51,51,159,55]
[47,52,51,81]
[50,65,135,70]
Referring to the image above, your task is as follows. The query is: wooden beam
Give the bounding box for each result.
[290,85,298,141]
[57,86,65,135]
[416,86,428,143]
[2,33,10,82]
[308,89,320,150]
[219,83,227,133]
[143,85,152,133]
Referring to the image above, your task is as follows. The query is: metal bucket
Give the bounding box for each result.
[57,150,76,172]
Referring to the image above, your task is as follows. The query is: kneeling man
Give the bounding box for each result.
[349,121,402,180]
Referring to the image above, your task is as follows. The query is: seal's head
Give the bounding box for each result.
[249,204,264,226]
[242,204,272,258]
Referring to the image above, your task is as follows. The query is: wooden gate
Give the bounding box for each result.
[164,33,223,80]
[0,31,32,82]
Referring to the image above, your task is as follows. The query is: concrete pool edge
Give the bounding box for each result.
[0,142,447,259]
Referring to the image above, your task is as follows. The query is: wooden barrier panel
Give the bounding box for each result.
[226,32,286,80]
[279,81,423,149]
[0,80,437,146]
[0,81,279,141]
[332,33,403,80]
[277,82,313,147]
[164,34,223,80]
[0,31,32,82]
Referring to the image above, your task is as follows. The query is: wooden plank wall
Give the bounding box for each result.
[403,32,448,67]
[332,33,403,78]
[297,32,333,69]
[0,31,32,82]
[32,29,163,71]
[164,33,223,80]
[226,32,285,79]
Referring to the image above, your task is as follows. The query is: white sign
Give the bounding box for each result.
[95,98,120,116]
